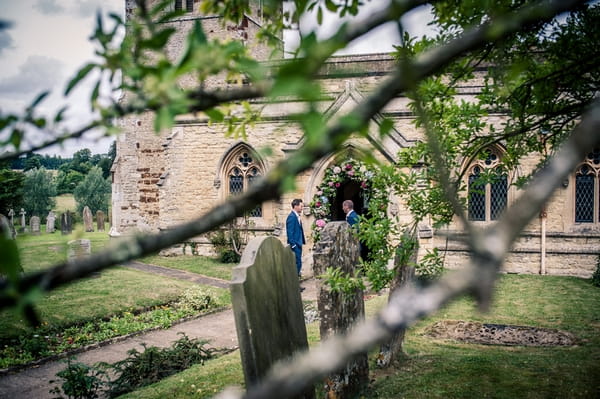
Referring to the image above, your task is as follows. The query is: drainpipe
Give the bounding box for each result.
[540,208,547,275]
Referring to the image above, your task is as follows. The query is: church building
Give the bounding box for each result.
[111,0,599,278]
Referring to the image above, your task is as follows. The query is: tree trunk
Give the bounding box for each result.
[376,233,417,368]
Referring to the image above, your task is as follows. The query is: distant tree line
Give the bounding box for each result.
[0,142,115,220]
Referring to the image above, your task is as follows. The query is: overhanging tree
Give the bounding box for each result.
[0,1,598,398]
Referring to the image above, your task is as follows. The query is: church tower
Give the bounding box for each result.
[111,0,282,235]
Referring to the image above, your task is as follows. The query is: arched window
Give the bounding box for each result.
[226,149,262,217]
[574,148,600,223]
[467,148,508,222]
[174,0,194,12]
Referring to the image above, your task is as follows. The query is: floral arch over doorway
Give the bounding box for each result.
[309,158,385,242]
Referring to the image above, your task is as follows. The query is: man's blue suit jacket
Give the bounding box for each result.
[286,211,305,248]
[346,210,359,227]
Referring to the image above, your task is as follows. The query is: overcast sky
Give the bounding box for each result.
[0,0,433,157]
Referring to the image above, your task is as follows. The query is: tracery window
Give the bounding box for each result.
[467,148,508,222]
[226,150,262,217]
[574,148,600,223]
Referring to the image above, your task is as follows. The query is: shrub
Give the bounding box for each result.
[176,286,217,311]
[107,334,216,397]
[49,358,108,399]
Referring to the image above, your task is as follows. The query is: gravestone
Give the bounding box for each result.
[8,208,14,226]
[313,221,368,398]
[83,206,94,232]
[60,211,73,235]
[231,236,315,399]
[46,211,56,233]
[19,208,27,233]
[0,214,16,239]
[96,210,105,232]
[30,216,41,235]
[67,239,91,260]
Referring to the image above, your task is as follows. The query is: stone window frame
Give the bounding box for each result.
[218,143,270,221]
[464,146,512,223]
[570,147,600,225]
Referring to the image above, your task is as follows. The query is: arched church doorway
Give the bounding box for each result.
[330,180,371,260]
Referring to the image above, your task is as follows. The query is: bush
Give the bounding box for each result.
[209,229,241,263]
[49,358,108,399]
[176,286,217,311]
[107,334,216,397]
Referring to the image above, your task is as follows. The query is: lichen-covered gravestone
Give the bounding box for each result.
[67,239,91,259]
[83,206,94,232]
[313,221,368,398]
[46,211,56,233]
[231,236,315,399]
[30,216,40,235]
[19,208,26,233]
[60,211,72,235]
[96,210,105,232]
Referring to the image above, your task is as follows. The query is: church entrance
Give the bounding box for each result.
[329,180,370,260]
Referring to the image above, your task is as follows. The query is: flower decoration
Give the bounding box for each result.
[309,158,379,241]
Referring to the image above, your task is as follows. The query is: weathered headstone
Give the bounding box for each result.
[46,211,56,233]
[96,210,105,232]
[30,216,41,235]
[83,206,94,232]
[67,239,91,260]
[19,208,27,233]
[0,214,16,239]
[8,208,14,226]
[60,211,72,235]
[231,236,315,399]
[313,221,368,398]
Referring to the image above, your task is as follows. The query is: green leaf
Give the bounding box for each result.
[205,108,225,122]
[379,118,394,137]
[91,80,101,109]
[317,6,323,25]
[154,106,175,132]
[65,63,96,95]
[325,0,338,13]
[29,91,50,109]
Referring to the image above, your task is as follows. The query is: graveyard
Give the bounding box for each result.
[0,212,598,398]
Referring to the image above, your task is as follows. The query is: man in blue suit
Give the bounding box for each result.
[343,200,359,227]
[286,198,306,276]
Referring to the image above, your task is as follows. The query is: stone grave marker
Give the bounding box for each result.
[8,208,14,226]
[231,236,315,399]
[60,211,73,235]
[0,213,16,239]
[313,221,368,398]
[46,211,56,233]
[83,206,94,232]
[19,208,27,233]
[96,210,105,232]
[30,216,41,235]
[67,239,91,259]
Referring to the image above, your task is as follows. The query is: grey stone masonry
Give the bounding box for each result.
[83,206,94,232]
[313,221,368,399]
[231,236,315,399]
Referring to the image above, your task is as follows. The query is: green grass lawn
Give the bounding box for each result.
[1,229,231,343]
[122,274,600,399]
[139,255,236,281]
